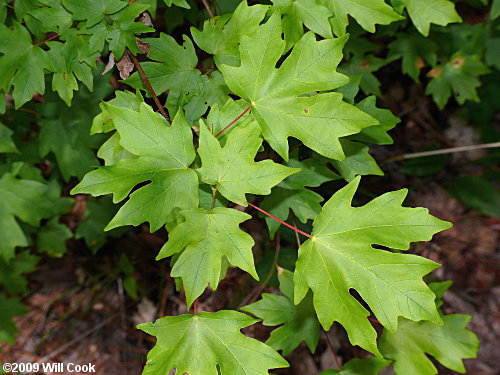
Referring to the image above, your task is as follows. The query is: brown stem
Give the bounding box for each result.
[323,330,341,369]
[126,50,170,122]
[200,0,215,18]
[34,33,59,47]
[382,142,500,164]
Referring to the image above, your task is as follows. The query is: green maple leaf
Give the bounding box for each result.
[320,358,390,374]
[380,314,479,374]
[0,294,26,345]
[157,207,258,306]
[191,1,269,66]
[0,122,19,153]
[271,0,333,50]
[425,54,490,109]
[0,250,39,294]
[37,218,72,257]
[71,103,199,232]
[261,156,339,237]
[352,96,400,145]
[294,176,451,355]
[0,22,52,108]
[39,118,101,181]
[75,197,123,254]
[219,13,377,161]
[124,33,203,110]
[0,172,53,262]
[331,140,383,181]
[388,31,438,82]
[138,310,288,375]
[197,120,299,205]
[321,0,403,36]
[62,0,128,27]
[397,0,462,36]
[164,0,190,9]
[242,268,321,355]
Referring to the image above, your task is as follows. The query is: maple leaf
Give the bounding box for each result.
[138,310,289,375]
[242,268,321,355]
[0,122,19,153]
[0,294,26,345]
[0,251,39,294]
[0,172,53,262]
[62,0,128,27]
[320,358,390,374]
[37,218,72,257]
[380,315,479,374]
[0,22,52,108]
[157,207,258,306]
[261,156,338,237]
[331,140,383,181]
[71,103,199,232]
[294,176,451,355]
[163,0,190,9]
[321,0,403,36]
[425,54,489,109]
[197,120,299,205]
[219,13,377,161]
[272,0,333,50]
[396,0,462,36]
[191,1,269,66]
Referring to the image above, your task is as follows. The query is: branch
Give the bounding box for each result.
[215,105,251,138]
[382,141,500,164]
[126,50,170,122]
[247,202,312,239]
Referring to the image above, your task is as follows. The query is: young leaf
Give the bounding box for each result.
[191,1,269,66]
[71,103,199,232]
[379,314,479,374]
[271,0,333,49]
[321,0,403,36]
[138,310,289,375]
[0,22,52,108]
[397,0,462,36]
[0,172,52,261]
[242,268,321,355]
[294,176,451,355]
[425,54,489,109]
[320,358,390,374]
[197,120,299,206]
[157,207,259,307]
[219,13,378,161]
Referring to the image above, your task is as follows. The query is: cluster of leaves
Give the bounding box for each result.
[1,0,493,373]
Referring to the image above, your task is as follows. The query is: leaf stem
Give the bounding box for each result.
[323,330,341,369]
[34,33,59,47]
[200,0,215,18]
[126,50,170,122]
[382,142,500,164]
[247,202,312,239]
[215,105,251,138]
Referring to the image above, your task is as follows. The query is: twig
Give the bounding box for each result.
[382,142,500,164]
[248,202,312,239]
[323,330,341,369]
[126,50,170,122]
[200,0,215,18]
[215,105,251,138]
[291,212,302,248]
